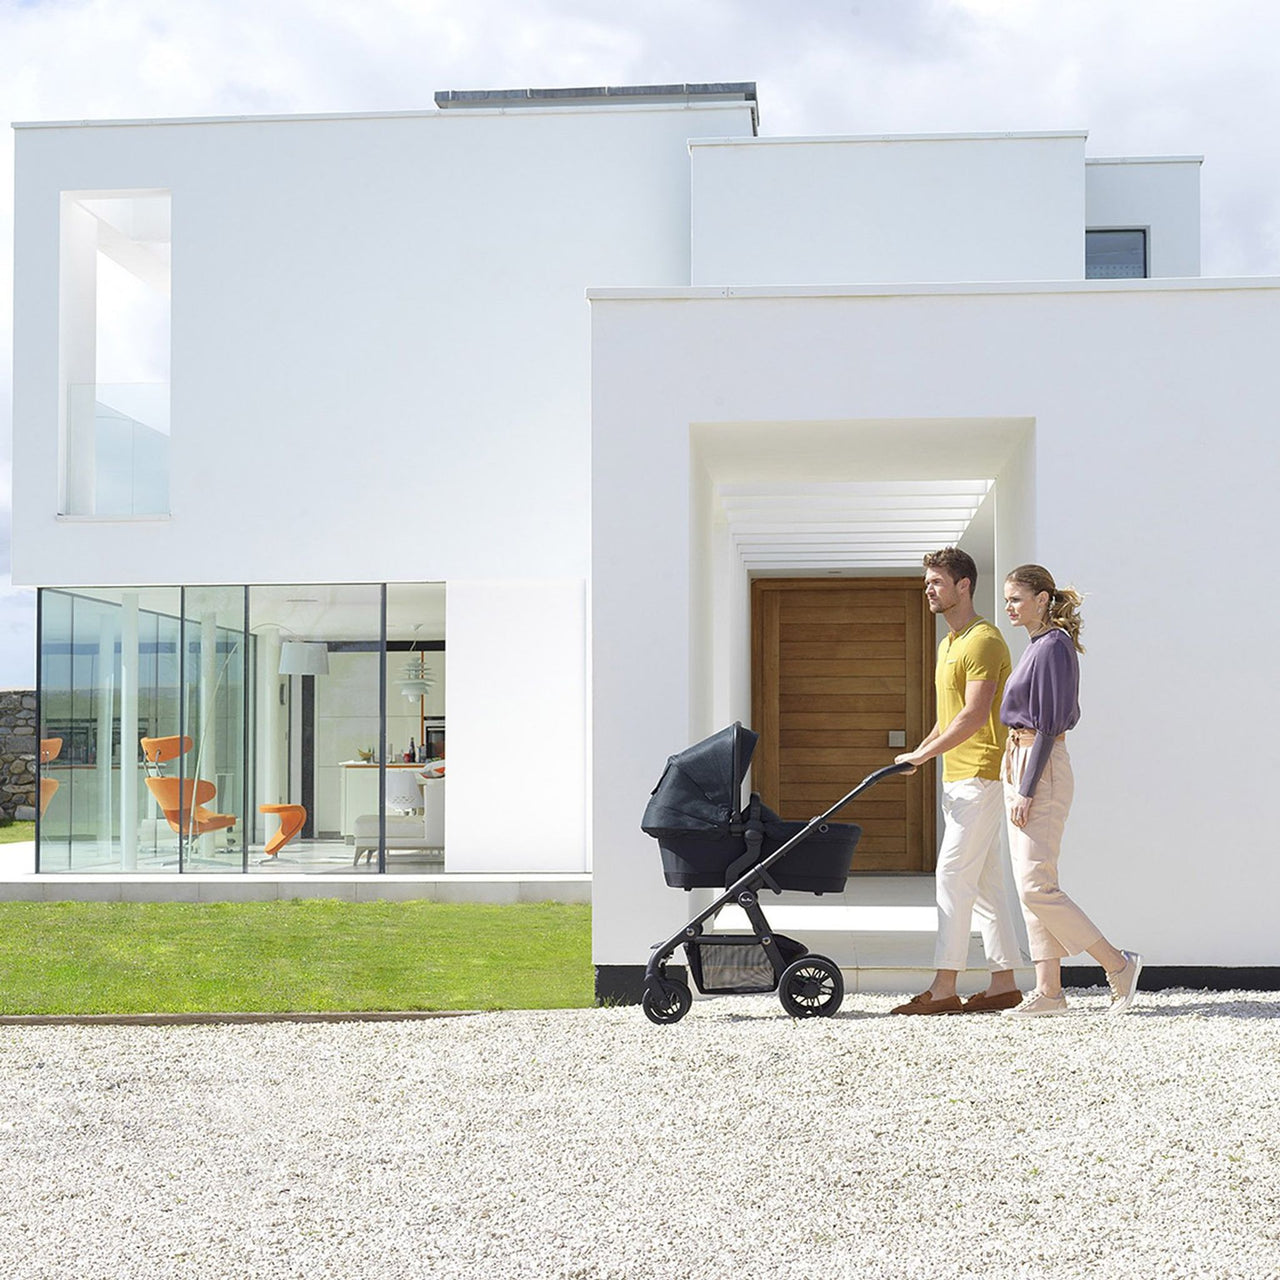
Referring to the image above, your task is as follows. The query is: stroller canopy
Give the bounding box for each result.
[641,723,758,838]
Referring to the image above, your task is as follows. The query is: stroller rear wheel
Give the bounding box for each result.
[642,978,693,1025]
[779,955,844,1018]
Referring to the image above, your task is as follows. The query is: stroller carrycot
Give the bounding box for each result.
[642,722,862,894]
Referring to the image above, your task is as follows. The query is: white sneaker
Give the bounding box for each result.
[1002,990,1068,1018]
[1107,951,1143,1015]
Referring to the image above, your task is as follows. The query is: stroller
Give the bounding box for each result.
[640,722,910,1024]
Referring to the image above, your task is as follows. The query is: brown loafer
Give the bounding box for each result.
[890,991,964,1016]
[962,989,1024,1013]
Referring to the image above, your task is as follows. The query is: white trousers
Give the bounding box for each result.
[934,777,1023,972]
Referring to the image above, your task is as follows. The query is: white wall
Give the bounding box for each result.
[1086,158,1201,277]
[691,133,1086,286]
[591,278,1280,970]
[445,580,586,872]
[13,102,754,586]
[13,101,754,875]
[960,486,998,623]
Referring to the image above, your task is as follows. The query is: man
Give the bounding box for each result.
[891,547,1024,1015]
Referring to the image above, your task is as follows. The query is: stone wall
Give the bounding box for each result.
[0,690,38,820]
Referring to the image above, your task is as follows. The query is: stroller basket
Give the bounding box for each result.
[687,934,807,994]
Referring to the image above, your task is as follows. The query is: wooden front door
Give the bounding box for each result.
[751,577,936,873]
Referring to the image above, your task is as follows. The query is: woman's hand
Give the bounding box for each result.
[1008,793,1034,829]
[894,751,925,775]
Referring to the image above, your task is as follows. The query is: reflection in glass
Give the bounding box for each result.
[1085,228,1147,279]
[178,587,250,872]
[37,590,72,871]
[38,588,183,871]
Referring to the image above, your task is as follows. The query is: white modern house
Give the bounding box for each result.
[11,84,1279,998]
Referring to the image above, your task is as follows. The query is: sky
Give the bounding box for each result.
[2,0,1279,687]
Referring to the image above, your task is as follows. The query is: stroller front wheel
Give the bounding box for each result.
[779,955,844,1019]
[642,978,693,1025]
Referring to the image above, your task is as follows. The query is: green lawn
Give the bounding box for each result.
[0,821,35,845]
[0,900,592,1015]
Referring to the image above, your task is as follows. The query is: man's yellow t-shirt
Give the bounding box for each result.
[935,617,1011,782]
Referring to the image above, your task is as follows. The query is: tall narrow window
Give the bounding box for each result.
[59,191,171,516]
[1086,228,1147,279]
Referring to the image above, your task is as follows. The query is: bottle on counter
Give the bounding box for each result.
[405,738,415,762]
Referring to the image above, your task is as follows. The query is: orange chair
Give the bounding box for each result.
[140,735,236,837]
[38,737,62,817]
[140,735,193,770]
[259,803,306,856]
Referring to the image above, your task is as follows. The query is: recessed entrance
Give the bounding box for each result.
[751,577,936,873]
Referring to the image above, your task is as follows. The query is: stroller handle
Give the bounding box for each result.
[855,762,916,793]
[861,761,916,787]
[818,760,915,821]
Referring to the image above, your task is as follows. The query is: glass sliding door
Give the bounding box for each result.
[179,587,250,872]
[38,587,183,871]
[37,581,442,874]
[386,582,447,871]
[250,584,382,870]
[36,590,73,871]
[135,594,183,868]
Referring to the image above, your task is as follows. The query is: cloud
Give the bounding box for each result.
[0,0,1278,687]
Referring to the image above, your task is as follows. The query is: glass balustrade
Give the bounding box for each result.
[64,382,170,517]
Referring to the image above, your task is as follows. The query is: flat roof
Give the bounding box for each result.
[689,128,1088,148]
[435,81,758,132]
[586,277,1280,302]
[13,82,759,132]
[1086,155,1204,166]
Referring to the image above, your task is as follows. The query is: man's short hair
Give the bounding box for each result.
[922,547,978,594]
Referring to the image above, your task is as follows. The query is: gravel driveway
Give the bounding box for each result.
[1,989,1277,1279]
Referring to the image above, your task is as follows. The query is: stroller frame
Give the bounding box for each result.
[643,742,912,1024]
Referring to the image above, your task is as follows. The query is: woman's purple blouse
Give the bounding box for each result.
[1000,627,1081,798]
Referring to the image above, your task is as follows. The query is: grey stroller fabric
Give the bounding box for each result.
[641,723,757,839]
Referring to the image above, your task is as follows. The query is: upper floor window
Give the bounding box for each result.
[1086,228,1147,280]
[59,191,171,517]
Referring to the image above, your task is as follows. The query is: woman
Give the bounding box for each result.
[1000,564,1141,1017]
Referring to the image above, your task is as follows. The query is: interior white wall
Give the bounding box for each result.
[689,454,716,739]
[445,580,586,873]
[57,198,98,515]
[960,486,998,622]
[992,427,1036,652]
[727,545,752,735]
[690,133,1086,286]
[591,279,1280,970]
[1086,158,1201,277]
